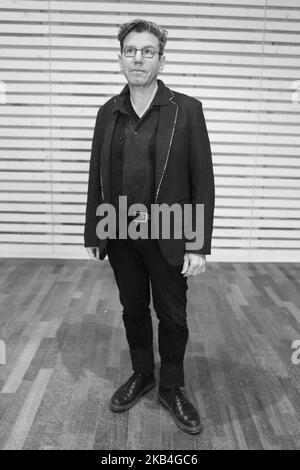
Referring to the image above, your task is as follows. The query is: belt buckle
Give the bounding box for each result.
[133,211,148,223]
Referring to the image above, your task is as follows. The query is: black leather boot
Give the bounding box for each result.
[110,371,156,412]
[157,387,203,434]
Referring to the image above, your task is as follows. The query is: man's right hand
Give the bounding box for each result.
[85,246,100,260]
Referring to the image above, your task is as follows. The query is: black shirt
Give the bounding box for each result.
[110,82,163,213]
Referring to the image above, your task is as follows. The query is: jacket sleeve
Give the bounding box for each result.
[186,101,215,255]
[84,106,104,247]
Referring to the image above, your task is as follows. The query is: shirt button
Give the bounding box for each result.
[119,136,124,141]
[134,131,138,135]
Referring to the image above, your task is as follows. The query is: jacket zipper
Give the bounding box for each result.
[154,100,178,203]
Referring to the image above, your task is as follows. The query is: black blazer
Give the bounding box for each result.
[84,80,215,266]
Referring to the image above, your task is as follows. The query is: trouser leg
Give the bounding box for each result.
[140,240,189,389]
[106,239,155,375]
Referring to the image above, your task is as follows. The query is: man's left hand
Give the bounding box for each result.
[181,253,206,277]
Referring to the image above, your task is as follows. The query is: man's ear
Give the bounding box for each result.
[118,53,123,71]
[159,54,166,72]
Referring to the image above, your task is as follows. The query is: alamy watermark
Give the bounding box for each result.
[291,340,300,365]
[95,196,204,250]
[291,80,300,104]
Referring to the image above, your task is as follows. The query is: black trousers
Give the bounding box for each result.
[106,237,188,389]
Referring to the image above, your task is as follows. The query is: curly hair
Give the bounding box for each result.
[117,18,168,56]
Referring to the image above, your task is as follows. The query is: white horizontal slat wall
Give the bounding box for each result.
[0,0,299,261]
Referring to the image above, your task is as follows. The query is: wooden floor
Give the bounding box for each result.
[0,258,299,450]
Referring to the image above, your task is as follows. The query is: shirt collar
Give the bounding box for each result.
[112,79,172,114]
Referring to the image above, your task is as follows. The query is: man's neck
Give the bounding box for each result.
[129,81,158,117]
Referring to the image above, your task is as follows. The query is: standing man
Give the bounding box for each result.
[84,19,215,435]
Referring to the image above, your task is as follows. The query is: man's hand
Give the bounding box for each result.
[181,253,206,277]
[86,246,100,260]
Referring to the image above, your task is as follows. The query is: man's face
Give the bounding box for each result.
[119,31,166,87]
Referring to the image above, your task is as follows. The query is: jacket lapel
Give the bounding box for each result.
[154,92,178,202]
[99,114,118,202]
[100,91,126,202]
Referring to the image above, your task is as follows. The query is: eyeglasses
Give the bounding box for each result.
[122,46,161,58]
